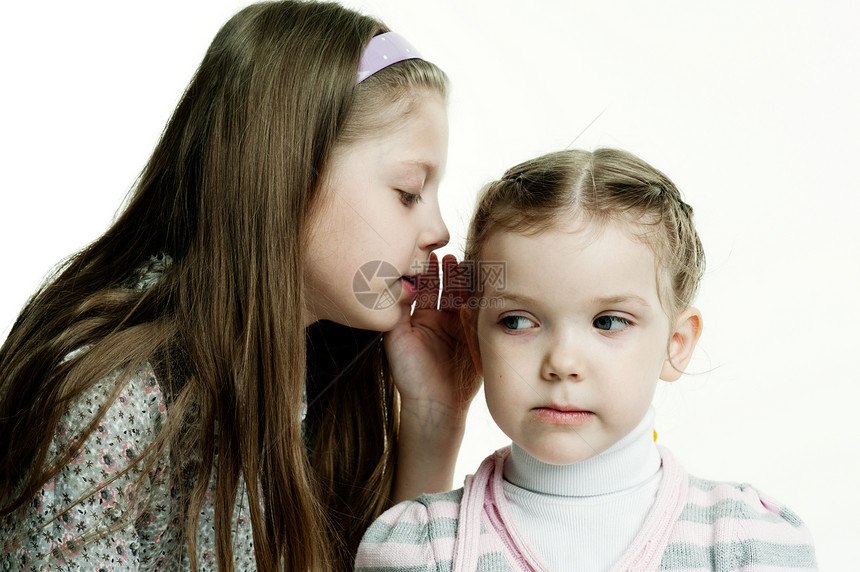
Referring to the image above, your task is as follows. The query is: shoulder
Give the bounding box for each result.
[355,489,463,571]
[55,361,168,456]
[661,473,817,571]
[682,475,814,538]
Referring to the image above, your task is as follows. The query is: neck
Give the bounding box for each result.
[504,407,660,497]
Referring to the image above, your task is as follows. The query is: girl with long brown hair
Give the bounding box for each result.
[0,1,477,570]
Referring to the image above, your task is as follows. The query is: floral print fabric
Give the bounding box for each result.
[2,364,260,571]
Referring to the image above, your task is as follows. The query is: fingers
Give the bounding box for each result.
[413,252,440,310]
[413,253,475,312]
[439,254,470,312]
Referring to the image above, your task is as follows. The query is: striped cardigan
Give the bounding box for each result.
[356,446,816,571]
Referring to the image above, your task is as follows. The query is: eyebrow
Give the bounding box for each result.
[399,159,439,178]
[485,291,540,306]
[488,291,652,308]
[591,294,652,308]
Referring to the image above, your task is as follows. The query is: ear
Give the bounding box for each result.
[660,307,703,382]
[460,307,483,377]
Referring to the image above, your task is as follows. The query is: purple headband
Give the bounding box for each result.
[356,32,423,84]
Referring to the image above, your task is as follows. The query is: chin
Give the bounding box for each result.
[347,302,407,332]
[527,443,600,466]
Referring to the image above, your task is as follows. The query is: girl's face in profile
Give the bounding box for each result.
[468,218,696,465]
[304,92,450,331]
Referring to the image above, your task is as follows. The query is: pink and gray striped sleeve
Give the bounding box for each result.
[356,489,461,571]
[658,476,817,571]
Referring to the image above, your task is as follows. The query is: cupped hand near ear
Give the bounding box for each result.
[384,252,480,429]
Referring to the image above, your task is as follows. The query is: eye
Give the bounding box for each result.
[398,190,422,206]
[593,315,630,331]
[500,315,537,331]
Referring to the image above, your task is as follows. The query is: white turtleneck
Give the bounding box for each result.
[502,407,662,571]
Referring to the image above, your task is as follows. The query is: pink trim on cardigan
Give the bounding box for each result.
[452,445,689,572]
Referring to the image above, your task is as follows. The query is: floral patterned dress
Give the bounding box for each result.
[1,364,269,571]
[2,257,301,570]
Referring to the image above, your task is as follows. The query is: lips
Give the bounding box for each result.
[531,405,594,426]
[547,403,587,413]
[399,275,417,297]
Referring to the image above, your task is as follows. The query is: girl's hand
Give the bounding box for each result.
[384,252,479,420]
[383,252,481,501]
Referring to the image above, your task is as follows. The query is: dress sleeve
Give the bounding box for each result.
[732,486,817,570]
[355,499,441,572]
[668,476,818,571]
[2,364,172,570]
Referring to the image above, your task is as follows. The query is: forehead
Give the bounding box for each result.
[347,87,446,140]
[480,218,663,302]
[330,91,447,169]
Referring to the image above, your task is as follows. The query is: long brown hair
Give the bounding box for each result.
[0,2,447,570]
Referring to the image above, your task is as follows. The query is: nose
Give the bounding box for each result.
[540,332,583,381]
[419,201,450,251]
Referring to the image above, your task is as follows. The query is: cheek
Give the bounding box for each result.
[644,336,672,378]
[480,354,513,400]
[484,369,530,410]
[306,238,343,285]
[305,207,342,262]
[483,378,518,429]
[613,331,668,376]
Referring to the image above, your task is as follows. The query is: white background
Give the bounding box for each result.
[1,1,857,567]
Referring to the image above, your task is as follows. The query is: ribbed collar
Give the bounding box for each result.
[503,407,661,497]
